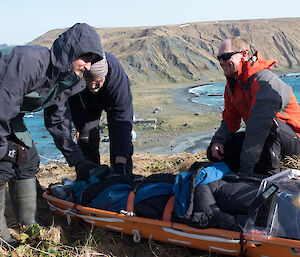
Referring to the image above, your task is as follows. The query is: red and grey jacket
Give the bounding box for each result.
[212,52,300,174]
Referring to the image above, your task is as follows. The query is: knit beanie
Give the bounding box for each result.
[84,52,108,80]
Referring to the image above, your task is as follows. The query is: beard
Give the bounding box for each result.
[88,87,101,94]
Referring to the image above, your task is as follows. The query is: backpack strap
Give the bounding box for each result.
[162,195,175,221]
[127,191,135,212]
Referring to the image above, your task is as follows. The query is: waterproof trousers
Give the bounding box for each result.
[0,139,39,243]
[208,119,300,176]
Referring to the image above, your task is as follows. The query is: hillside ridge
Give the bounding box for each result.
[29,18,300,84]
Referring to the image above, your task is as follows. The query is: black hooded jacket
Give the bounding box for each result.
[69,52,133,163]
[0,23,102,160]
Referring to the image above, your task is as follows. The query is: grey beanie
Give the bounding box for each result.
[84,52,108,80]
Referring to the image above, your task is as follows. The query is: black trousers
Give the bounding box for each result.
[74,114,133,174]
[208,120,300,176]
[0,140,39,185]
[189,179,259,231]
[69,94,133,173]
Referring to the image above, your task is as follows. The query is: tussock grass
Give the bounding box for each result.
[1,223,215,257]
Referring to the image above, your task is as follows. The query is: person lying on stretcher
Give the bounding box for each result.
[49,162,263,232]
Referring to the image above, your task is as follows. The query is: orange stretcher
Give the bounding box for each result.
[43,190,300,257]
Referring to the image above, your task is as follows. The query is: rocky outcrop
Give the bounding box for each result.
[29,18,300,84]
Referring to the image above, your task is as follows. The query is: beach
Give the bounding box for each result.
[132,129,216,154]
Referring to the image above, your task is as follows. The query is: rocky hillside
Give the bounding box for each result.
[29,18,300,85]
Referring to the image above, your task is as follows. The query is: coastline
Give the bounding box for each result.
[58,73,300,160]
[36,82,223,164]
[128,83,221,155]
[172,83,222,112]
[132,130,216,155]
[156,72,300,156]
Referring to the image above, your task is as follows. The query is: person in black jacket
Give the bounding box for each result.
[56,52,134,176]
[0,23,103,245]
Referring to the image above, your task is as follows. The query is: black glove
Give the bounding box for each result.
[1,141,28,165]
[89,165,112,180]
[111,163,127,175]
[75,159,100,181]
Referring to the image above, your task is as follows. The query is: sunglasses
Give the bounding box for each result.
[217,51,242,61]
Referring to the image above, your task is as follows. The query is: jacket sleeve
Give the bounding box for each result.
[0,46,49,159]
[212,86,241,145]
[107,78,133,159]
[211,120,233,145]
[44,80,86,166]
[103,53,133,159]
[239,72,283,175]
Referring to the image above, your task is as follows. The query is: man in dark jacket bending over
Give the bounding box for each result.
[48,52,134,177]
[0,23,103,245]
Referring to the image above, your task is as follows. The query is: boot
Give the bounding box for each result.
[9,178,37,226]
[0,185,18,247]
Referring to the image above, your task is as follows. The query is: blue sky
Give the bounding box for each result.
[1,0,299,44]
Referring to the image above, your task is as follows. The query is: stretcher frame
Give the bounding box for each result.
[43,190,300,257]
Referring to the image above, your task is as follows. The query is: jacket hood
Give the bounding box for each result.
[50,23,103,77]
[238,51,276,83]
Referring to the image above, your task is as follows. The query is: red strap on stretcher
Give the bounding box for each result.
[127,191,135,212]
[162,195,175,222]
[69,192,75,203]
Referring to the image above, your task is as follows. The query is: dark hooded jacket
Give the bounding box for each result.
[0,23,103,160]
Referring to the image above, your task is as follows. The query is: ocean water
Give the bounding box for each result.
[189,74,300,107]
[24,73,300,163]
[24,111,64,163]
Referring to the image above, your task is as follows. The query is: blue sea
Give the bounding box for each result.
[25,73,300,163]
[24,111,64,163]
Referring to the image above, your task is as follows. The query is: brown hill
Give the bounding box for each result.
[29,18,300,85]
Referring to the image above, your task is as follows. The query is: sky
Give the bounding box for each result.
[1,0,300,45]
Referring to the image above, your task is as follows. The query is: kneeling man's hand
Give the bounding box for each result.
[211,142,224,160]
